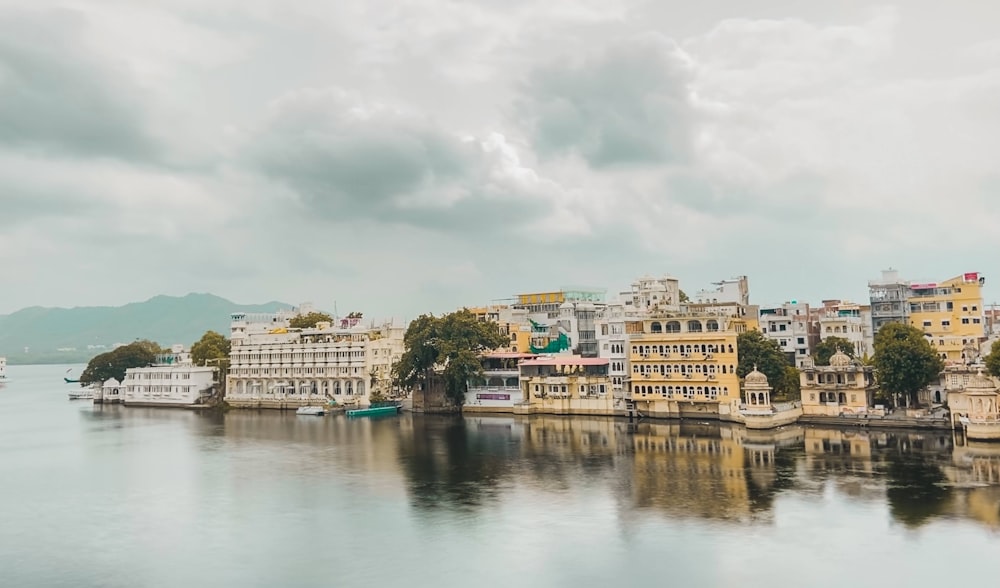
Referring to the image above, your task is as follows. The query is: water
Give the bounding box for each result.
[3,364,1000,587]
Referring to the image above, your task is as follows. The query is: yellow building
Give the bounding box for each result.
[516,356,615,416]
[467,305,534,354]
[907,273,985,363]
[799,351,876,417]
[627,315,742,420]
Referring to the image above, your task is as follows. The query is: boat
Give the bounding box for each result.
[64,368,80,383]
[296,406,326,416]
[68,390,95,400]
[346,404,401,418]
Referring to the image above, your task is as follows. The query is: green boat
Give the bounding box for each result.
[346,405,400,418]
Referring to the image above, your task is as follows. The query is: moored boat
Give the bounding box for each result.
[346,404,401,418]
[296,406,327,416]
[68,390,95,400]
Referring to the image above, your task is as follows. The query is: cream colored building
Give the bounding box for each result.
[226,313,404,410]
[740,367,802,429]
[516,356,615,416]
[799,351,875,416]
[948,370,1000,440]
[627,314,741,421]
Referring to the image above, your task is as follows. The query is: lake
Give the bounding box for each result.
[2,363,999,587]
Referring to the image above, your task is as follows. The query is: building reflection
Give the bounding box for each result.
[87,405,1000,530]
[623,422,802,522]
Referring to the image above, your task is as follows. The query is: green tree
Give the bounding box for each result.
[80,341,159,385]
[679,290,690,303]
[737,330,795,398]
[783,365,801,400]
[872,323,944,407]
[191,331,231,367]
[984,340,1000,378]
[289,311,334,329]
[392,309,508,407]
[813,336,856,366]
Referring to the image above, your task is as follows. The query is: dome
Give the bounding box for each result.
[744,366,769,388]
[829,350,852,368]
[966,369,997,393]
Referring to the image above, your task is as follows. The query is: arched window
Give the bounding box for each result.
[651,322,663,333]
[687,320,703,332]
[666,321,681,333]
[706,320,719,332]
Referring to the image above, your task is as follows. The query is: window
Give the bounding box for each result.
[942,320,950,327]
[973,305,978,311]
[922,321,932,327]
[798,349,806,355]
[797,337,805,345]
[962,306,968,312]
[974,318,981,324]
[779,324,787,331]
[962,318,970,324]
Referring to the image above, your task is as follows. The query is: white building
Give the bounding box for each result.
[596,301,630,405]
[620,276,681,315]
[692,276,749,305]
[816,300,874,357]
[463,352,530,413]
[225,311,404,410]
[759,302,816,367]
[122,346,218,407]
[0,356,6,383]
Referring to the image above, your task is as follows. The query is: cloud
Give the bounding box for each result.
[0,7,158,160]
[517,33,696,168]
[244,87,579,235]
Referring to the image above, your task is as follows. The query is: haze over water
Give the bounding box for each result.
[3,364,999,588]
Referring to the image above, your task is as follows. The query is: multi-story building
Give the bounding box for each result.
[620,275,681,315]
[907,273,986,364]
[596,301,629,403]
[463,352,531,413]
[0,356,6,384]
[225,311,404,409]
[799,352,875,417]
[512,288,606,357]
[468,305,533,354]
[692,276,749,305]
[758,302,817,367]
[627,314,742,421]
[869,269,986,363]
[869,268,911,335]
[816,300,873,358]
[119,345,218,407]
[516,356,614,416]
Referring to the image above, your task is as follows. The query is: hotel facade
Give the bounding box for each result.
[225,310,404,409]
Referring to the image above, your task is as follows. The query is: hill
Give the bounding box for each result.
[0,293,292,365]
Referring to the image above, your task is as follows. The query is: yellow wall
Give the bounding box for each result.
[520,373,615,416]
[516,291,566,306]
[907,274,984,363]
[629,317,741,418]
[800,366,875,416]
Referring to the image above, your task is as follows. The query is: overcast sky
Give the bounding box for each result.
[3,0,999,319]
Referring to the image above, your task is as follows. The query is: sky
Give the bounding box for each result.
[3,0,1000,320]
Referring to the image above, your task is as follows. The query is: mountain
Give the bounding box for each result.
[0,293,292,365]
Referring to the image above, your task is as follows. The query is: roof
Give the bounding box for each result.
[483,352,537,359]
[519,356,609,366]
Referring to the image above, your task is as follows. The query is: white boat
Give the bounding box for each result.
[68,390,95,400]
[296,406,326,416]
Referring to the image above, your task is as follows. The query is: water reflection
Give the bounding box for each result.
[395,414,1000,530]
